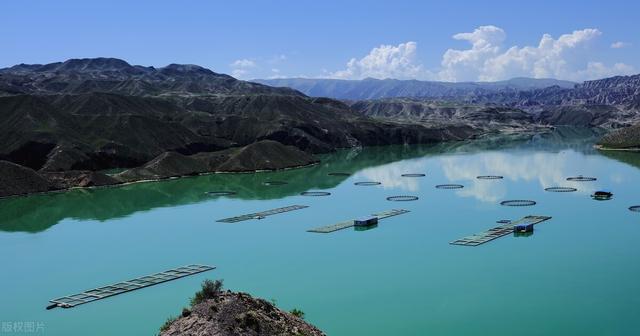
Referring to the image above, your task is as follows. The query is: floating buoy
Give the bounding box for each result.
[591,191,613,201]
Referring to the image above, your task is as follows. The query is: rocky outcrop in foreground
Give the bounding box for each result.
[160,280,324,336]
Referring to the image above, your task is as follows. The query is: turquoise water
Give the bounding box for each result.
[2,130,640,335]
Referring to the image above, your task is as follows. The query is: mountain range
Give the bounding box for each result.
[253,77,576,100]
[1,57,639,197]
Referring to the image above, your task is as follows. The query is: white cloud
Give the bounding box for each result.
[330,41,432,80]
[438,27,635,82]
[611,41,630,49]
[231,59,256,68]
[328,26,634,82]
[230,59,256,79]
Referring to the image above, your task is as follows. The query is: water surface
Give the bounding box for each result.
[2,129,640,335]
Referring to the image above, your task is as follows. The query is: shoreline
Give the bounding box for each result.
[0,128,564,201]
[0,161,322,201]
[594,144,640,152]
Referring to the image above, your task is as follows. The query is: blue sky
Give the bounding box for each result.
[1,0,638,82]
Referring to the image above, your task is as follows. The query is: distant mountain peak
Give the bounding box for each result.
[54,57,134,72]
[160,63,217,76]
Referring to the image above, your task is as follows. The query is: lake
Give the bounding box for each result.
[2,128,640,335]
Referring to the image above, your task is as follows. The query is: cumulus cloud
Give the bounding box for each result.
[229,59,256,79]
[329,26,634,82]
[611,41,630,49]
[330,42,431,80]
[438,27,635,81]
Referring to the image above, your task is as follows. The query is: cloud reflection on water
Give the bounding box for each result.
[356,159,427,192]
[440,150,602,202]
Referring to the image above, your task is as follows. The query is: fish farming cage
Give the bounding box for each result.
[204,191,237,196]
[566,176,597,182]
[544,187,577,193]
[500,200,537,207]
[386,195,419,202]
[401,173,426,177]
[435,184,464,189]
[328,172,351,176]
[354,181,382,186]
[591,191,613,200]
[477,175,504,180]
[263,181,288,186]
[629,206,640,213]
[300,191,332,196]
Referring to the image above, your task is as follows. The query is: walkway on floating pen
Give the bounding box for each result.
[450,215,551,246]
[47,264,214,309]
[307,209,410,233]
[216,205,308,223]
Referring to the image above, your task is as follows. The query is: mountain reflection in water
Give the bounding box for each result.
[0,127,623,233]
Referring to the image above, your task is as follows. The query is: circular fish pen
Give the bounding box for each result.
[328,172,350,177]
[263,181,288,186]
[500,200,536,207]
[629,206,640,213]
[477,175,504,180]
[566,176,597,182]
[401,173,426,177]
[544,187,578,193]
[354,181,382,186]
[386,195,419,202]
[300,191,331,197]
[204,191,237,197]
[435,184,464,189]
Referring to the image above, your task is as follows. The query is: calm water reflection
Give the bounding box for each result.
[2,128,639,336]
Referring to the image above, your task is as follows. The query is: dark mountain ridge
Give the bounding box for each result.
[0,58,482,197]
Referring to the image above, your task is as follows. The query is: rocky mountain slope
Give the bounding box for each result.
[349,98,543,133]
[259,74,640,130]
[0,140,321,198]
[598,123,640,149]
[0,58,477,182]
[255,77,575,100]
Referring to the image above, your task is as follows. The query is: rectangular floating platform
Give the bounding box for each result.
[373,209,410,219]
[48,264,214,309]
[216,205,309,223]
[307,209,410,233]
[450,215,551,246]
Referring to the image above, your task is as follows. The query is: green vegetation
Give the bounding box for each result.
[190,279,224,306]
[290,308,305,319]
[159,316,177,333]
